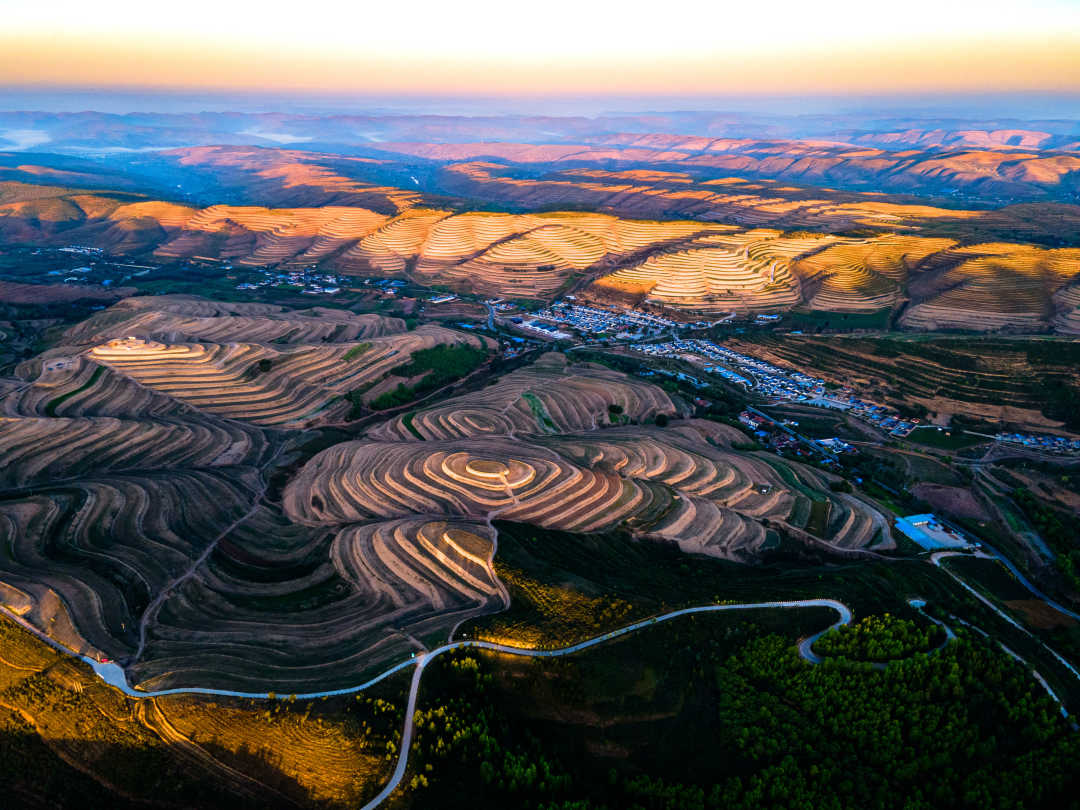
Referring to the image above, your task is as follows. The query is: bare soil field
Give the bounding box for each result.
[1003,599,1078,630]
[911,483,991,521]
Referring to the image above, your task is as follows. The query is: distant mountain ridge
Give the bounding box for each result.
[2,178,1079,334]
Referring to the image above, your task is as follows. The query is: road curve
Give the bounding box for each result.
[1,598,851,808]
[978,544,1080,622]
[359,599,850,810]
[3,598,851,701]
[930,551,1080,684]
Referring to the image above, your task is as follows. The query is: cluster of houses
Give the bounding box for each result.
[633,339,928,439]
[636,366,710,390]
[532,301,681,338]
[995,431,1080,453]
[235,267,341,294]
[633,339,827,402]
[846,404,920,437]
[738,410,853,460]
[518,319,573,339]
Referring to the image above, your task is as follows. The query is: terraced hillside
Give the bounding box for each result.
[64,294,407,345]
[370,353,681,440]
[0,297,892,693]
[0,295,504,690]
[795,235,957,313]
[0,377,272,665]
[10,295,484,430]
[594,229,835,313]
[901,243,1080,331]
[86,328,483,428]
[4,180,1080,326]
[284,434,772,559]
[590,230,1080,326]
[736,334,1080,431]
[131,510,504,692]
[333,354,890,559]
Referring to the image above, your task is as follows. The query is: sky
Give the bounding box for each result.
[2,0,1080,97]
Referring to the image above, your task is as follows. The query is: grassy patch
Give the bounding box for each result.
[943,556,1034,602]
[342,342,371,362]
[402,410,423,439]
[44,364,103,416]
[905,428,987,450]
[783,307,892,331]
[521,392,556,431]
[806,499,830,537]
[371,342,488,410]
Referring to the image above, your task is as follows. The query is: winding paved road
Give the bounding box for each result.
[7,542,1080,809]
[931,551,1080,684]
[977,544,1080,622]
[0,598,851,808]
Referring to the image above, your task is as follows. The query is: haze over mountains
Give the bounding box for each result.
[3,108,1080,214]
[2,103,1080,335]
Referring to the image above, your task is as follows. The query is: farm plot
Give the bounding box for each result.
[131,509,503,692]
[86,326,486,429]
[370,352,680,441]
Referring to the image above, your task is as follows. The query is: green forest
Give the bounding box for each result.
[393,623,1078,810]
[813,614,946,662]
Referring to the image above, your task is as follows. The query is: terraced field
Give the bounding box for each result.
[321,355,889,561]
[0,415,266,485]
[4,180,1080,326]
[0,466,265,663]
[370,353,680,440]
[594,229,833,312]
[0,295,507,690]
[736,333,1080,431]
[2,293,484,429]
[131,510,504,692]
[87,327,481,429]
[590,229,1080,326]
[901,244,1080,331]
[64,294,407,345]
[0,297,890,694]
[284,434,773,560]
[795,235,956,313]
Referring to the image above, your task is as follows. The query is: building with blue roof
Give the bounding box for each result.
[894,514,971,550]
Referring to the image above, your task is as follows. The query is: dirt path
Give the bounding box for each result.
[131,443,286,665]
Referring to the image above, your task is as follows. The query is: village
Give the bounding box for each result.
[234,266,343,295]
[631,338,923,439]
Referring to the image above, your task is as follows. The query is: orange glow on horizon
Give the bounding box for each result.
[2,1,1079,96]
